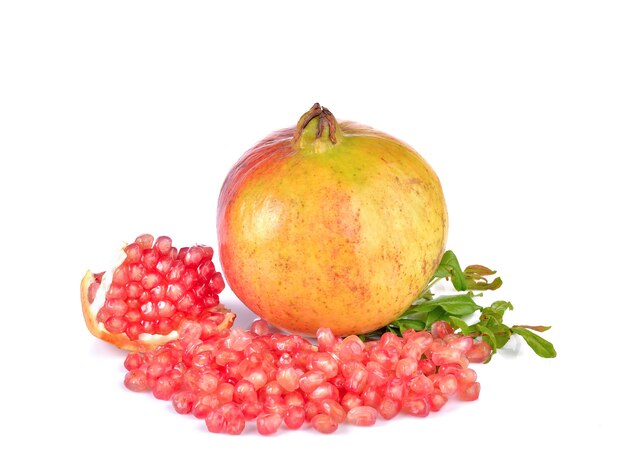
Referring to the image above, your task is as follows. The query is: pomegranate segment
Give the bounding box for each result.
[122,321,485,435]
[81,234,235,351]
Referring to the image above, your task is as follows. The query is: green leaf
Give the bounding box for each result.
[476,324,498,350]
[480,300,514,323]
[464,264,502,291]
[448,316,470,335]
[434,250,467,291]
[511,327,557,358]
[513,325,551,332]
[425,307,449,328]
[397,319,426,332]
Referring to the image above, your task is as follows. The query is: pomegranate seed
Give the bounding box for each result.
[217,383,235,404]
[309,352,339,378]
[257,413,282,435]
[341,393,364,412]
[234,380,258,403]
[250,319,270,336]
[308,382,338,401]
[124,242,142,263]
[316,327,337,351]
[284,406,306,429]
[152,376,177,400]
[431,320,454,339]
[418,358,436,376]
[402,396,430,417]
[124,352,144,371]
[104,316,127,334]
[124,369,148,392]
[223,409,245,435]
[428,391,448,411]
[304,401,322,422]
[378,397,401,420]
[408,374,434,397]
[209,273,226,293]
[311,414,338,434]
[467,341,492,363]
[395,357,418,379]
[361,386,382,409]
[154,236,173,255]
[458,382,481,401]
[107,284,127,300]
[184,247,205,267]
[135,233,154,249]
[172,390,196,414]
[241,400,263,420]
[276,367,300,392]
[104,298,128,317]
[320,399,346,423]
[142,249,159,271]
[437,374,458,396]
[385,378,406,401]
[346,406,377,426]
[283,391,305,407]
[112,265,129,285]
[299,370,326,393]
[205,411,225,433]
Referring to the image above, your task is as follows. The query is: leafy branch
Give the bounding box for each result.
[359,250,556,361]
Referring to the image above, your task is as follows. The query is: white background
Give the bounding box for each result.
[1,1,624,472]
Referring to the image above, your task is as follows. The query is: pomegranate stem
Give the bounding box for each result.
[293,103,339,145]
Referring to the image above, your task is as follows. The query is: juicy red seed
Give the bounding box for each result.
[205,411,225,433]
[135,233,154,249]
[124,369,148,392]
[344,365,368,393]
[104,298,128,317]
[437,374,459,396]
[458,382,481,401]
[127,264,145,282]
[112,266,130,285]
[395,357,418,379]
[156,256,174,275]
[361,386,382,409]
[284,406,306,429]
[124,352,144,371]
[142,249,159,270]
[431,320,454,339]
[126,282,143,299]
[107,284,127,300]
[147,361,167,379]
[126,323,143,340]
[141,272,161,290]
[155,236,173,255]
[346,406,378,426]
[166,260,185,282]
[311,414,338,434]
[276,367,300,392]
[208,273,225,293]
[283,391,305,407]
[257,413,283,436]
[467,341,492,363]
[198,260,215,280]
[184,247,205,267]
[428,391,448,411]
[176,292,195,311]
[316,327,337,351]
[320,399,346,423]
[299,370,326,393]
[341,393,364,412]
[378,397,401,420]
[250,319,270,336]
[309,352,339,378]
[223,408,245,435]
[408,374,434,397]
[104,316,127,334]
[217,383,235,404]
[402,396,430,417]
[385,378,406,401]
[241,401,263,420]
[308,382,337,401]
[157,300,176,318]
[418,358,436,376]
[172,391,196,414]
[234,380,258,403]
[124,242,142,263]
[140,301,157,320]
[153,376,177,400]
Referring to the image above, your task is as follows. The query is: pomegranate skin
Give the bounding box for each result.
[217,104,447,336]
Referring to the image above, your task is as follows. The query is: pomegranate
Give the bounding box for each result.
[80,234,235,351]
[218,103,448,336]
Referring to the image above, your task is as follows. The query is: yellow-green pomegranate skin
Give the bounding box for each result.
[217,106,448,336]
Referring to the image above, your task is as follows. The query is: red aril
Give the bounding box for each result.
[80,234,235,351]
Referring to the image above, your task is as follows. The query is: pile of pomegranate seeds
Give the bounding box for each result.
[123,317,491,435]
[94,234,225,340]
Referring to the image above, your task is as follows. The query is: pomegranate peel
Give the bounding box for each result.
[80,235,235,351]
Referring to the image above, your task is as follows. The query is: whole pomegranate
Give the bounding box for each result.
[217,104,447,336]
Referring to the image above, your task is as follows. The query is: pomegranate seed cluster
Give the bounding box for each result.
[123,318,491,435]
[94,234,226,340]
